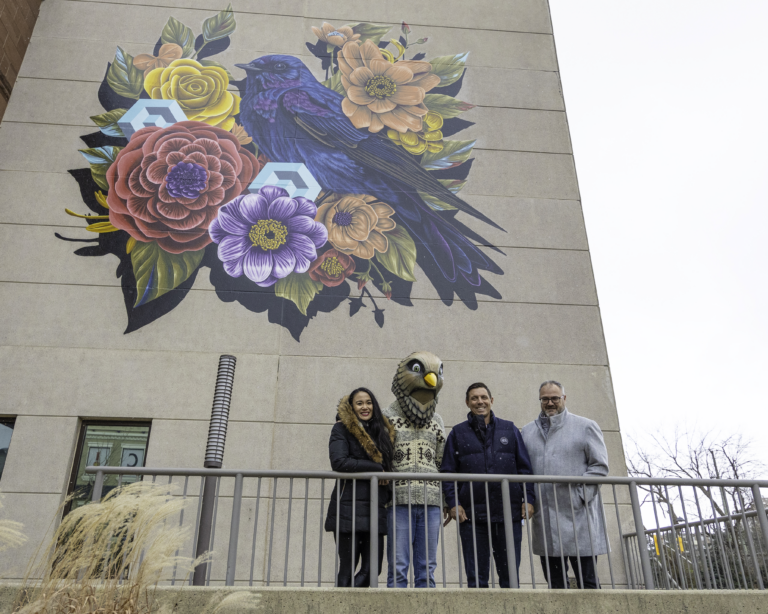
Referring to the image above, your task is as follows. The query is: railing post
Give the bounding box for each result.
[91,470,104,502]
[629,481,655,590]
[225,473,244,586]
[370,476,378,588]
[751,485,768,573]
[501,478,519,588]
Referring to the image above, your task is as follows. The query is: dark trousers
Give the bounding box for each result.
[540,555,599,589]
[459,520,522,588]
[334,532,384,587]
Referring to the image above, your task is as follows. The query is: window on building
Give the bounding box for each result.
[0,418,15,481]
[64,421,151,515]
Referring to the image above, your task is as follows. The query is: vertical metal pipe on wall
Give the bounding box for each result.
[193,354,237,586]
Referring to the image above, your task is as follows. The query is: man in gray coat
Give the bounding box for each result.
[521,380,609,589]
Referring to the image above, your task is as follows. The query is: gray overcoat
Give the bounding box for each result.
[521,408,610,557]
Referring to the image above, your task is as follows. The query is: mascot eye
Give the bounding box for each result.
[412,364,421,373]
[273,62,287,71]
[439,364,443,376]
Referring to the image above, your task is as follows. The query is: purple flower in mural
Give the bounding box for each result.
[209,186,328,287]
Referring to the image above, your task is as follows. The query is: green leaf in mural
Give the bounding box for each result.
[321,69,345,95]
[90,108,128,138]
[418,180,468,212]
[131,241,205,307]
[423,94,475,118]
[199,59,233,81]
[78,146,123,191]
[202,4,236,42]
[375,226,417,282]
[274,272,324,316]
[161,16,196,58]
[429,53,469,88]
[420,139,475,171]
[345,22,393,45]
[107,46,144,100]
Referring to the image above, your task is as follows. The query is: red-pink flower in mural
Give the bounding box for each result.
[107,121,259,254]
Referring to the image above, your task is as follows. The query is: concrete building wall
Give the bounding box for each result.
[0,0,629,585]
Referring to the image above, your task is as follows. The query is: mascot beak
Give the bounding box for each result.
[235,63,263,73]
[424,372,437,388]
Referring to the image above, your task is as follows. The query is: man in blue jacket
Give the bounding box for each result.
[440,383,536,588]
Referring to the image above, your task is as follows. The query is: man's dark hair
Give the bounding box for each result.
[539,380,565,394]
[465,382,492,401]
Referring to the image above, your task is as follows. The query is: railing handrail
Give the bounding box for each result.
[84,466,768,488]
[622,509,765,539]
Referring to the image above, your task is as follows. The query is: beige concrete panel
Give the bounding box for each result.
[0,123,87,173]
[0,415,79,494]
[460,67,564,111]
[0,225,595,306]
[461,107,571,154]
[24,33,556,88]
[279,299,608,365]
[0,173,587,252]
[145,419,274,472]
[459,196,588,251]
[0,346,278,423]
[274,356,618,430]
[464,149,579,200]
[0,172,88,228]
[305,0,552,34]
[408,248,597,306]
[0,283,282,356]
[3,79,99,127]
[0,225,119,287]
[33,1,306,55]
[0,493,63,580]
[4,79,569,156]
[0,123,580,202]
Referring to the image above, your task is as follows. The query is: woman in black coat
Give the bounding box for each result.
[324,387,394,587]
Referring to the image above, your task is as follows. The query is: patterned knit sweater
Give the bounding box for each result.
[383,400,446,507]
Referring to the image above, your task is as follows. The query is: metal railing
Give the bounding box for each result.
[85,467,768,590]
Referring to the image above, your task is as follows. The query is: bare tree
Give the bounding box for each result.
[627,429,767,589]
[627,428,763,521]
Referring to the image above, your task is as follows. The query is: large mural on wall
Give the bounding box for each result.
[61,6,505,339]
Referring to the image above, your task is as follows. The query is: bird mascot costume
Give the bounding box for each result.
[382,351,446,587]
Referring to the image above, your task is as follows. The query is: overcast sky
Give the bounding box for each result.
[548,1,768,470]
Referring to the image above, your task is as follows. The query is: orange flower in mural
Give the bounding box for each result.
[106,121,259,254]
[133,44,184,77]
[337,40,441,134]
[315,194,396,259]
[311,22,361,48]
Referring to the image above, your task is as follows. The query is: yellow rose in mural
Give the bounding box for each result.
[387,111,445,155]
[144,59,240,131]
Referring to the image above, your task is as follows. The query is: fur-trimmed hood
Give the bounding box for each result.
[336,397,395,464]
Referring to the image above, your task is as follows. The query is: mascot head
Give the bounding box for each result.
[391,351,444,428]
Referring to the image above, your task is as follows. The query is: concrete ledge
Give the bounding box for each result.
[2,585,767,614]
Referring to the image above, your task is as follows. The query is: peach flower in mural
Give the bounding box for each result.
[133,44,184,77]
[315,194,396,259]
[338,40,441,134]
[312,22,361,48]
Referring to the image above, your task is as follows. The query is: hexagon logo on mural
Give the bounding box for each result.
[60,6,504,340]
[248,163,322,201]
[118,99,187,140]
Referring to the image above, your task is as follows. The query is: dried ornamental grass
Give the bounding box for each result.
[14,482,208,614]
[0,493,27,553]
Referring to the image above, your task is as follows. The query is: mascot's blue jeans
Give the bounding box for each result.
[387,505,441,587]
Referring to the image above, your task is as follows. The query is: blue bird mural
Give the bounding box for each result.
[235,54,504,289]
[64,9,507,338]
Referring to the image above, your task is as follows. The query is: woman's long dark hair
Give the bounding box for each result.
[348,387,393,472]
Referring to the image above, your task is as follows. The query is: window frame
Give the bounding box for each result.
[64,419,152,517]
[0,416,16,483]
